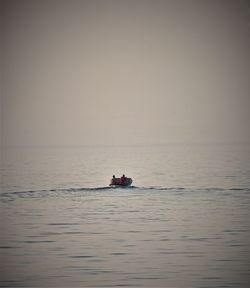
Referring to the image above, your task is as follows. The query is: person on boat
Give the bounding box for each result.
[120,174,126,185]
[111,175,116,185]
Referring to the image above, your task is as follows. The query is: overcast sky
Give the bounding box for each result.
[1,0,250,146]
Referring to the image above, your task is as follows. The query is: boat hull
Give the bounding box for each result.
[109,177,133,187]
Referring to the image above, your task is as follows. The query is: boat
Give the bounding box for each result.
[109,177,133,187]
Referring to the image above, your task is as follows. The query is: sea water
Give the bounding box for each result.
[1,144,250,287]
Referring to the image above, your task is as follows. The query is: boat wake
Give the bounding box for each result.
[1,186,250,202]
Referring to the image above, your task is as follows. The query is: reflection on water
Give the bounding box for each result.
[1,145,250,287]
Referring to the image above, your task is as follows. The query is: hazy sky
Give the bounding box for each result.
[1,0,250,146]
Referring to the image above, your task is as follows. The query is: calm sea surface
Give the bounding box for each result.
[1,144,250,287]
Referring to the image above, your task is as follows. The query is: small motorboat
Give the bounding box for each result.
[109,177,133,187]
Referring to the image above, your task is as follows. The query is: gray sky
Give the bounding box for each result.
[1,0,250,146]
